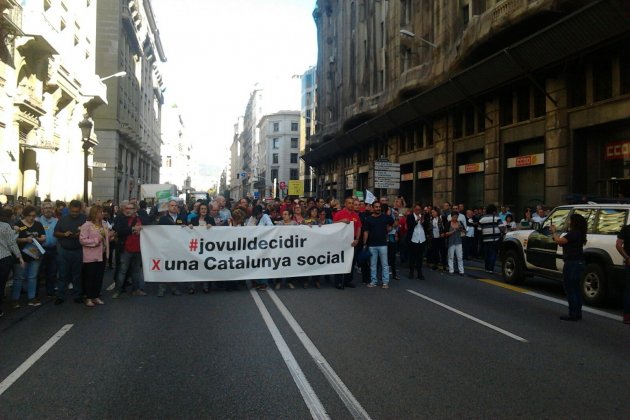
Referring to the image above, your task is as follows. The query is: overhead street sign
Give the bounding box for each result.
[374,161,400,170]
[375,181,400,189]
[374,160,400,190]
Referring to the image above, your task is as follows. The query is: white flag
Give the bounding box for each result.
[365,190,376,204]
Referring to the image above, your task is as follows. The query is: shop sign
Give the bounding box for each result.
[401,173,414,181]
[288,180,303,196]
[507,153,544,168]
[458,162,484,174]
[604,141,630,160]
[418,170,433,179]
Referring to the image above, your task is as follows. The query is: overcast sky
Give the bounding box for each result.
[151,0,318,187]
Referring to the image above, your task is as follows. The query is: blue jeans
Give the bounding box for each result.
[484,242,498,272]
[369,245,389,285]
[12,259,41,300]
[563,260,584,318]
[56,248,83,300]
[116,251,144,292]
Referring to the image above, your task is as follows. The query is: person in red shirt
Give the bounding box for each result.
[333,197,361,289]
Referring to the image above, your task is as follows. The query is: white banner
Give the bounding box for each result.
[140,224,354,282]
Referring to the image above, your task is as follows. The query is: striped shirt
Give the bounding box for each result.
[0,221,20,260]
[479,214,502,243]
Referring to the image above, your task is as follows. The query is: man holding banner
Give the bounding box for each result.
[332,197,361,289]
[156,200,185,297]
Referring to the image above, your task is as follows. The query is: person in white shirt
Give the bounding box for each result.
[531,206,547,224]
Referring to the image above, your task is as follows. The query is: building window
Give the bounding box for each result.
[452,110,463,139]
[499,90,513,126]
[400,0,412,25]
[290,138,298,148]
[291,122,298,131]
[271,169,278,182]
[567,64,586,108]
[273,122,279,132]
[290,169,299,180]
[464,105,475,136]
[593,56,613,102]
[620,50,630,95]
[273,153,278,164]
[516,84,530,123]
[273,138,279,149]
[290,153,298,164]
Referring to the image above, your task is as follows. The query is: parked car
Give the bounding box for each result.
[500,204,627,306]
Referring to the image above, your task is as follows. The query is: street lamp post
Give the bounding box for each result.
[99,71,126,82]
[79,115,93,204]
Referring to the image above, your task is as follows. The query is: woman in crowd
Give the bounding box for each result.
[316,208,332,226]
[551,213,587,321]
[189,203,215,294]
[0,208,24,317]
[303,206,319,225]
[330,199,341,214]
[293,202,305,225]
[384,203,400,280]
[79,205,109,307]
[275,208,298,289]
[11,205,46,308]
[520,208,532,229]
[503,214,517,232]
[444,210,465,275]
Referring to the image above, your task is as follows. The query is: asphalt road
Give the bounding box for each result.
[1,263,628,419]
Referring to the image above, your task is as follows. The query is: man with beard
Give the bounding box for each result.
[363,201,394,288]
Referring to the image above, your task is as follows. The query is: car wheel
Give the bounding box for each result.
[502,249,524,284]
[581,263,607,306]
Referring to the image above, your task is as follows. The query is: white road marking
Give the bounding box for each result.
[249,289,329,420]
[406,290,528,343]
[0,324,74,396]
[267,290,372,420]
[523,290,623,321]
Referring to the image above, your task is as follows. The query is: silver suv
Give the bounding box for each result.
[500,204,627,306]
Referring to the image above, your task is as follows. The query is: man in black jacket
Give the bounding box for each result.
[406,204,429,280]
[156,200,184,297]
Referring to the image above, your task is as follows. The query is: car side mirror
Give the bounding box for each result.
[531,222,541,231]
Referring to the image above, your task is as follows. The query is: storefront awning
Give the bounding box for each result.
[302,0,630,166]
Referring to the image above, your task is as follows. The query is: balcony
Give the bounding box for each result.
[492,0,529,22]
[0,0,23,37]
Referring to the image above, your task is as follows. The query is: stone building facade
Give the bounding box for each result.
[304,0,630,214]
[92,0,165,203]
[258,111,301,199]
[299,65,318,197]
[0,0,108,204]
[160,104,191,192]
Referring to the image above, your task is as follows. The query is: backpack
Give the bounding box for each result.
[124,216,141,253]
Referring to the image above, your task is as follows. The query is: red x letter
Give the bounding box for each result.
[151,259,161,271]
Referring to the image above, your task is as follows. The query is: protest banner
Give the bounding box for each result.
[140,223,354,282]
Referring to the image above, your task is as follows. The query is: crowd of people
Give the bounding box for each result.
[0,195,628,324]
